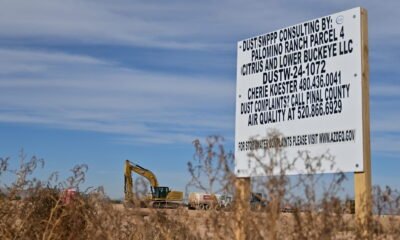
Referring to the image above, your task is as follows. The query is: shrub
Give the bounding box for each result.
[0,142,399,240]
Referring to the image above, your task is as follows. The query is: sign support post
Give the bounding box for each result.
[234,177,250,240]
[354,8,372,236]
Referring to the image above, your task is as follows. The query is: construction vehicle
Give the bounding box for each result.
[188,192,218,210]
[188,192,233,210]
[250,192,267,210]
[217,194,233,209]
[124,160,183,208]
[61,188,77,205]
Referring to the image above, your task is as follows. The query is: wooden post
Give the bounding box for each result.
[234,177,251,240]
[354,8,372,236]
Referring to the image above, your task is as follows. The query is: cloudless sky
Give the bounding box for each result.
[0,0,399,198]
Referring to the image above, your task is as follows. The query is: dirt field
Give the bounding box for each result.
[113,204,400,239]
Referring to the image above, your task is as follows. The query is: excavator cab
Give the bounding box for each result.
[151,186,170,199]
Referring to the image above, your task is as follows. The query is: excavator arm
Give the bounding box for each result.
[124,160,159,200]
[125,160,159,187]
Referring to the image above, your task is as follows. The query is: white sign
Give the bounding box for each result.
[235,7,363,177]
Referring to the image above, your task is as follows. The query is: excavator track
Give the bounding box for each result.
[151,201,181,209]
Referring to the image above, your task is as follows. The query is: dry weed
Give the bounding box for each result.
[0,140,399,240]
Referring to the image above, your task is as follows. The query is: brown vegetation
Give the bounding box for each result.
[0,140,400,239]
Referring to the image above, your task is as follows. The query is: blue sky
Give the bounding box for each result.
[0,0,399,198]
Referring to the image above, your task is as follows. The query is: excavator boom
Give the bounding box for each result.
[125,160,158,187]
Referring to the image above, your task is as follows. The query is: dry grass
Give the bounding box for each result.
[1,140,400,240]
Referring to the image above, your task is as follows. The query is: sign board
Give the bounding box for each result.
[235,7,363,177]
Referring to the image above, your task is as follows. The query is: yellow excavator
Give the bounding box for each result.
[124,160,183,208]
